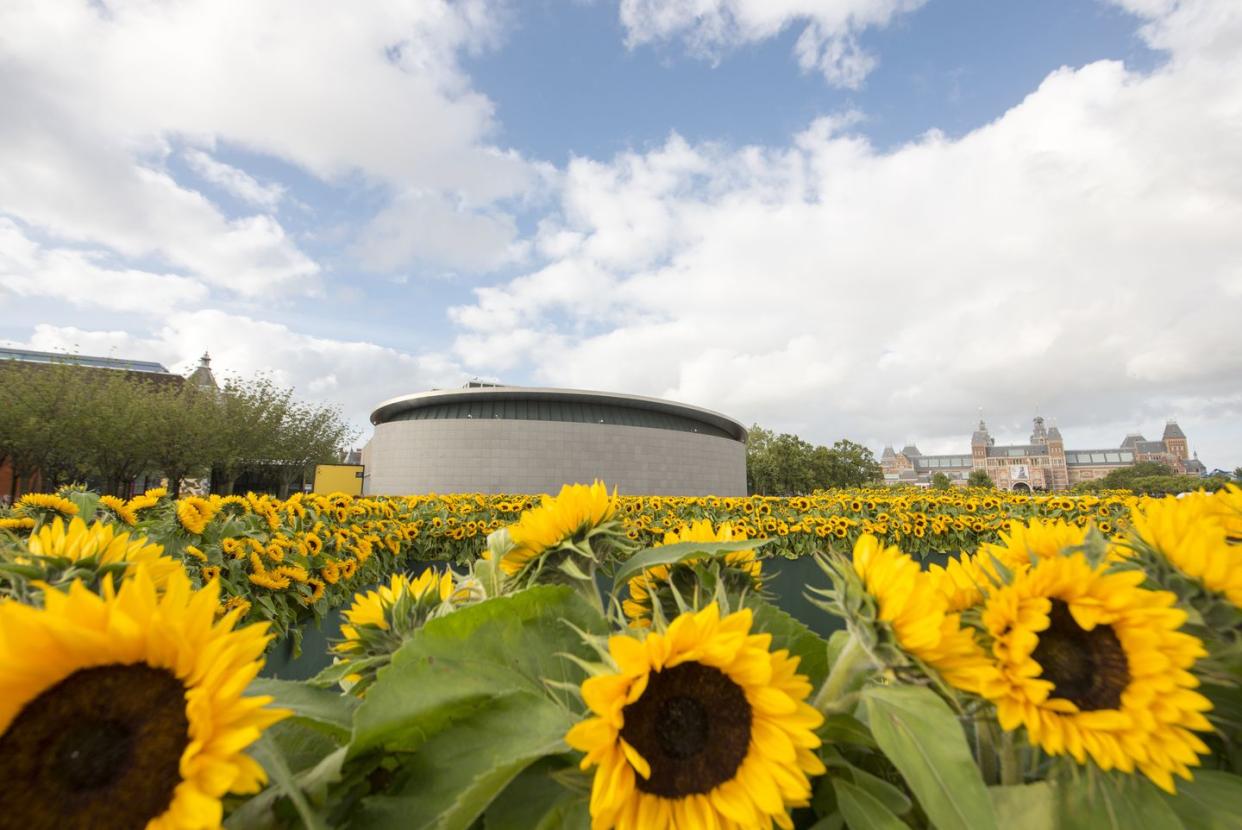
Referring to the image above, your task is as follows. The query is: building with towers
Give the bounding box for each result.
[880,416,1206,491]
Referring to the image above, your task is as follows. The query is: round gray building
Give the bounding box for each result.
[361,385,748,496]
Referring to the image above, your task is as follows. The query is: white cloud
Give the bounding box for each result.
[351,190,522,273]
[0,0,533,293]
[452,0,1242,468]
[0,218,208,314]
[16,312,464,436]
[618,0,926,87]
[184,149,285,210]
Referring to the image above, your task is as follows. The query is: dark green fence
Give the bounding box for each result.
[260,554,911,680]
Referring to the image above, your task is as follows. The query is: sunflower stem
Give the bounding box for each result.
[814,632,871,712]
[976,720,999,785]
[573,556,605,617]
[999,728,1022,786]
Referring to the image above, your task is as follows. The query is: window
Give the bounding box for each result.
[1091,453,1107,463]
[1105,452,1121,463]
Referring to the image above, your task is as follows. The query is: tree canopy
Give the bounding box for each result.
[746,425,882,495]
[966,469,995,488]
[0,361,356,499]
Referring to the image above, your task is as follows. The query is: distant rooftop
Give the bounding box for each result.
[1163,420,1186,440]
[0,346,171,375]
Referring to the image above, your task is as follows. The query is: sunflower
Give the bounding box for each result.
[924,553,998,613]
[16,493,79,518]
[623,519,761,627]
[25,517,182,590]
[852,534,994,693]
[978,553,1213,792]
[99,494,138,526]
[1123,495,1242,608]
[978,519,1088,572]
[219,595,252,619]
[0,567,287,829]
[175,497,217,536]
[565,604,825,830]
[336,569,454,651]
[925,520,1094,614]
[500,481,621,578]
[333,569,457,693]
[0,517,36,532]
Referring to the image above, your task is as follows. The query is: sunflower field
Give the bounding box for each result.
[0,482,1240,829]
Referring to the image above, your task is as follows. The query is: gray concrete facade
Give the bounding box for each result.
[361,387,748,496]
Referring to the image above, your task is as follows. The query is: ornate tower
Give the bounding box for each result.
[1030,415,1048,446]
[1046,422,1068,490]
[1162,420,1189,466]
[187,350,218,390]
[971,419,991,470]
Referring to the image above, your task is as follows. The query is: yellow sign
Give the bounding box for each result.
[312,464,364,496]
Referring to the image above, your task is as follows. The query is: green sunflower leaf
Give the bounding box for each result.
[833,778,908,830]
[1161,770,1242,830]
[484,759,584,830]
[1054,774,1183,830]
[749,599,830,687]
[989,782,1055,830]
[350,585,607,757]
[243,732,330,830]
[611,538,771,586]
[353,691,576,830]
[862,685,998,830]
[246,677,358,740]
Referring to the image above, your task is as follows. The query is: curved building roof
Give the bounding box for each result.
[370,386,748,442]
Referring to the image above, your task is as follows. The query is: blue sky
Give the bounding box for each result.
[468,0,1156,160]
[1,0,1239,469]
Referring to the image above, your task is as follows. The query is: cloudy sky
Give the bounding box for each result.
[1,0,1239,469]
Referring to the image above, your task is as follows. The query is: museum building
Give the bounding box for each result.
[881,416,1206,491]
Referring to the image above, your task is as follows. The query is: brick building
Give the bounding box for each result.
[881,416,1206,491]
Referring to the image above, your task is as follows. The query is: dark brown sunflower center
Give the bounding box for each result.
[619,662,752,798]
[1032,599,1130,711]
[0,664,190,830]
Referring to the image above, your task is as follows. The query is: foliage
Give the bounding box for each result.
[2,479,1241,829]
[0,485,1152,641]
[1074,471,1230,497]
[0,359,356,498]
[747,425,882,495]
[967,469,995,488]
[931,472,952,490]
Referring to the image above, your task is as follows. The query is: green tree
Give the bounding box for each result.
[76,371,162,496]
[930,472,952,490]
[146,383,219,497]
[0,361,95,495]
[747,426,881,494]
[967,469,995,488]
[267,400,358,498]
[1097,461,1176,489]
[0,359,356,499]
[207,375,295,494]
[747,426,813,495]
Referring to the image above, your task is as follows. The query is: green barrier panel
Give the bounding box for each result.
[762,555,845,639]
[262,607,345,680]
[260,550,948,678]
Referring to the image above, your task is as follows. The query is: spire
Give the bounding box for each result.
[187,349,218,390]
[971,416,991,446]
[1031,414,1048,445]
[1163,419,1186,440]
